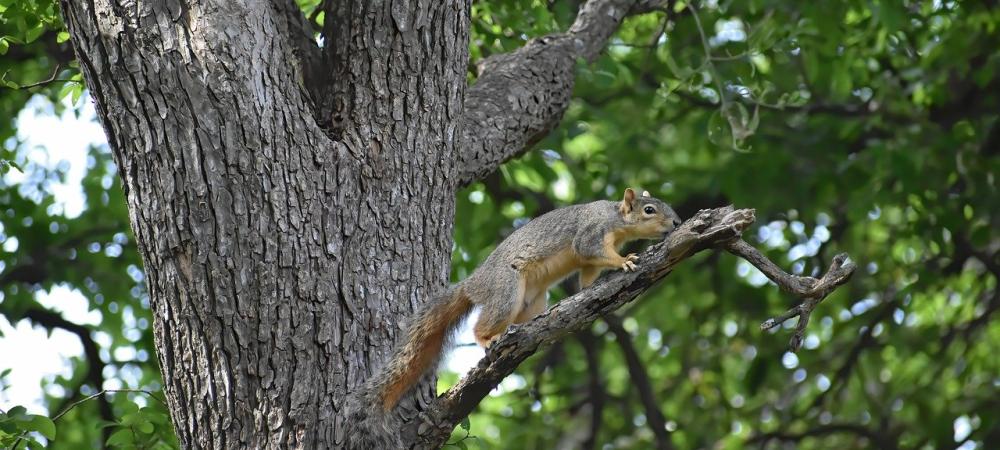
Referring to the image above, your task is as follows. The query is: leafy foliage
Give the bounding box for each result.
[102,400,177,449]
[449,1,1000,448]
[2,0,998,449]
[0,404,56,450]
[1,2,163,448]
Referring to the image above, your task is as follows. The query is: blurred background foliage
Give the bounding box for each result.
[1,0,998,449]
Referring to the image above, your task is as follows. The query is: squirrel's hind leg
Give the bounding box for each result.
[513,292,547,324]
[472,268,525,348]
[579,267,602,288]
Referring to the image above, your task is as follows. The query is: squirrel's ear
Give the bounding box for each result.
[619,188,636,215]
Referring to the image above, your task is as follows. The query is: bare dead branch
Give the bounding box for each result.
[404,206,854,448]
[725,240,856,351]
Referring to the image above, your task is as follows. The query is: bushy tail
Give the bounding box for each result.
[343,286,473,449]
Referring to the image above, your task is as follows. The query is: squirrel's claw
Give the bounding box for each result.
[621,253,639,271]
[416,411,438,436]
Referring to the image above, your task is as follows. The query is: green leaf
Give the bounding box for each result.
[970,223,989,247]
[0,420,17,433]
[99,420,121,429]
[6,406,27,419]
[1,34,24,44]
[0,38,8,55]
[459,417,470,431]
[875,1,905,32]
[56,31,70,43]
[25,24,45,43]
[71,83,84,104]
[58,78,75,100]
[106,428,133,447]
[120,412,140,427]
[706,110,731,147]
[25,415,55,440]
[831,66,853,99]
[136,420,154,434]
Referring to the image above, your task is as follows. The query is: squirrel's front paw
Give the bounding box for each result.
[621,253,639,271]
[416,411,438,436]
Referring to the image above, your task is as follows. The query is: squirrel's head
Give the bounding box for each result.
[618,188,682,238]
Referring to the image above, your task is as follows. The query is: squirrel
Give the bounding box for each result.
[343,188,682,449]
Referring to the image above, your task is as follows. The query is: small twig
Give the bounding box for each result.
[689,2,728,109]
[689,2,762,150]
[21,64,62,88]
[725,239,856,350]
[444,424,475,448]
[608,42,661,49]
[647,10,671,53]
[4,64,80,90]
[710,50,756,62]
[53,388,168,422]
[634,9,673,77]
[11,388,163,449]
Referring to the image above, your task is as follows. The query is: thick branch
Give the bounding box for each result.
[456,0,661,186]
[576,331,606,450]
[269,0,324,103]
[0,225,122,287]
[407,206,854,448]
[748,422,898,450]
[630,0,674,15]
[605,314,674,450]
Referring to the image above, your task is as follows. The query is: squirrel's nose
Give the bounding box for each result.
[672,218,682,228]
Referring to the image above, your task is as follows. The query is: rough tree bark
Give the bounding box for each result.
[58,0,852,449]
[60,0,468,446]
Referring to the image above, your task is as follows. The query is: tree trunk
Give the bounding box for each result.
[60,0,659,447]
[61,0,468,447]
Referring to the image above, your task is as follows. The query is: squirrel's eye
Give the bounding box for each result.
[643,206,656,214]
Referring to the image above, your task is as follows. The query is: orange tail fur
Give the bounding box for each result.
[343,286,472,449]
[377,286,472,409]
